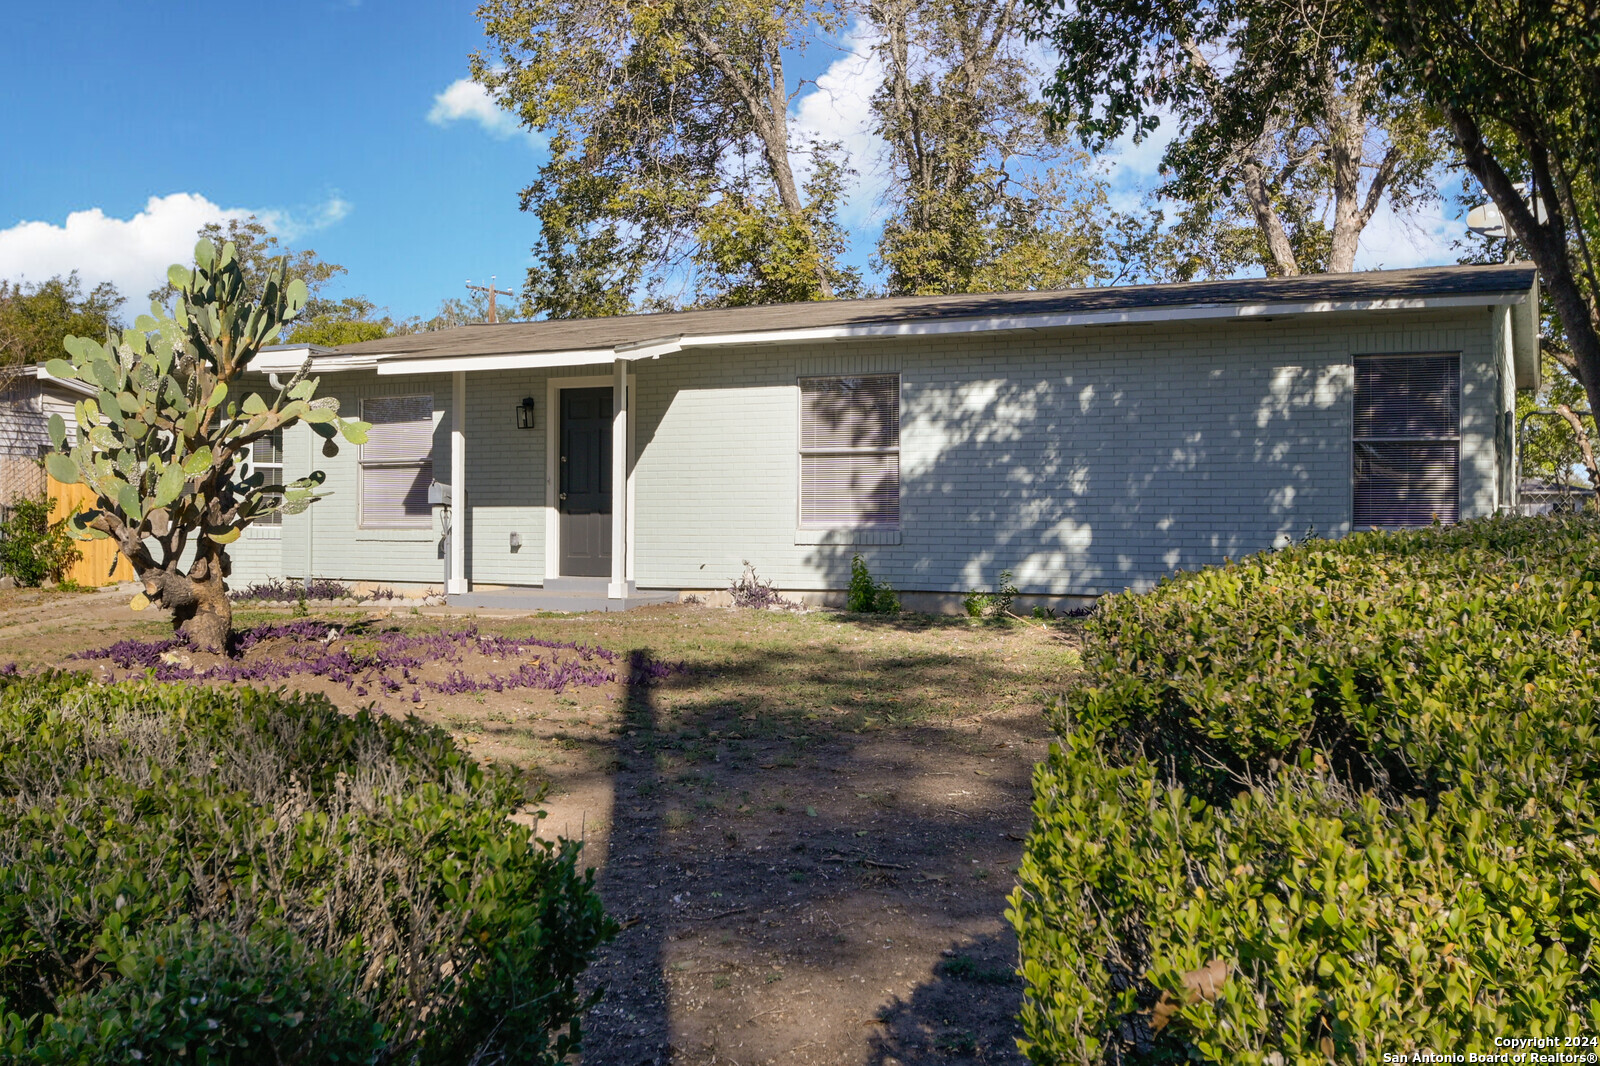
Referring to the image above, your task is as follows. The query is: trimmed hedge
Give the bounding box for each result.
[1011,516,1600,1064]
[0,673,615,1064]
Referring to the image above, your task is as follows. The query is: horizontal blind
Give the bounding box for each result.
[252,430,283,467]
[361,462,434,528]
[363,395,433,463]
[1352,354,1460,528]
[801,376,899,451]
[801,454,900,526]
[249,430,284,526]
[800,375,900,528]
[361,395,434,528]
[1354,443,1458,526]
[1353,355,1460,439]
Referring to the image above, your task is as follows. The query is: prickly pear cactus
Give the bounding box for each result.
[40,239,370,648]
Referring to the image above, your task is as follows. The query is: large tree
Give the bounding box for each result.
[866,0,1110,294]
[0,273,124,368]
[45,241,368,650]
[1353,0,1600,449]
[472,0,859,315]
[1032,0,1445,276]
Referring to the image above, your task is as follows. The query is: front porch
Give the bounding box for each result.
[446,577,678,612]
[440,357,641,603]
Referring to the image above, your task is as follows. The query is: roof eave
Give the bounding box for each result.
[366,290,1535,377]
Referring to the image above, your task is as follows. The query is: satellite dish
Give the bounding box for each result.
[1466,200,1507,238]
[1467,182,1548,239]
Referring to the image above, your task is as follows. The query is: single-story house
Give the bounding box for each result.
[234,263,1539,610]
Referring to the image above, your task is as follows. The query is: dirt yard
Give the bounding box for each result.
[0,585,1081,1066]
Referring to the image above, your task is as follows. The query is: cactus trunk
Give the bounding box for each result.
[135,542,233,653]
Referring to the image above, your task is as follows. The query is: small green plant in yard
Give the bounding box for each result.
[847,554,899,614]
[940,955,1018,985]
[963,568,1017,619]
[936,1031,979,1055]
[0,498,81,587]
[728,561,794,609]
[1011,516,1600,1064]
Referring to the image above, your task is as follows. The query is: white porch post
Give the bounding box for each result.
[449,370,467,594]
[608,358,629,600]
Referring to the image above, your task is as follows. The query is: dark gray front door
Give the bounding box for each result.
[560,387,613,577]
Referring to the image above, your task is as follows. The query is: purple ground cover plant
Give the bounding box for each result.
[229,579,402,603]
[68,622,684,697]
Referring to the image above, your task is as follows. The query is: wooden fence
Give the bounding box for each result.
[47,475,134,587]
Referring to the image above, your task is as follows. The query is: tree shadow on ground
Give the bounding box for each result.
[868,930,1027,1065]
[579,648,672,1065]
[570,634,1056,1065]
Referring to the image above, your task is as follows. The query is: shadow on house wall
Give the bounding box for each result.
[629,331,1366,597]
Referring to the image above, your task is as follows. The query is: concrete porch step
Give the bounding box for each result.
[445,584,679,613]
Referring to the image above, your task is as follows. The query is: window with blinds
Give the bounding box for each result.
[246,429,284,527]
[1352,354,1460,528]
[799,375,900,528]
[360,395,434,528]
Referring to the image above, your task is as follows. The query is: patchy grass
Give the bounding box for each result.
[0,597,1082,1065]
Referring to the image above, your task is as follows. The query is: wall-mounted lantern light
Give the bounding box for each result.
[516,396,536,429]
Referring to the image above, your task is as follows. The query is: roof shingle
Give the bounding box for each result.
[331,264,1536,360]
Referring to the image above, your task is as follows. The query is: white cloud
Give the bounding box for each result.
[0,192,350,309]
[789,25,888,228]
[1352,197,1465,271]
[428,78,545,149]
[258,197,352,243]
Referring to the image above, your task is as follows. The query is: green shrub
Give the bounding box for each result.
[1011,516,1600,1064]
[0,498,81,586]
[847,554,899,614]
[25,919,384,1065]
[964,568,1017,619]
[0,673,615,1064]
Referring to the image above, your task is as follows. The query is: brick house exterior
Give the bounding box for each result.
[230,265,1539,609]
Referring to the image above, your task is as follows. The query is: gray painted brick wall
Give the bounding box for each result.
[230,305,1512,598]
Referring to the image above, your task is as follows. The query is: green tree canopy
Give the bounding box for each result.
[473,0,859,315]
[866,0,1111,294]
[0,272,124,368]
[146,217,406,346]
[1353,0,1600,454]
[1030,0,1445,276]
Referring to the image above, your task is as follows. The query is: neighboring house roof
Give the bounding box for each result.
[257,264,1541,388]
[1520,477,1595,495]
[0,366,96,458]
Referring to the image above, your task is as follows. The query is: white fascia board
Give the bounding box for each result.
[355,290,1531,375]
[32,366,98,397]
[375,349,617,376]
[1510,273,1540,391]
[254,351,381,375]
[253,344,345,374]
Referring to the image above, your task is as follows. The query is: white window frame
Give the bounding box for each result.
[1351,352,1462,529]
[244,428,285,527]
[797,374,901,530]
[359,394,435,530]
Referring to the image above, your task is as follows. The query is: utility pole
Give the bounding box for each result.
[465,276,515,324]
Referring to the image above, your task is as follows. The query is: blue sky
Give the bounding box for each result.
[0,0,1471,322]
